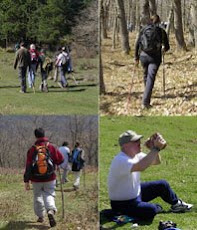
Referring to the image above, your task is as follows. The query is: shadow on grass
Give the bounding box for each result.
[1,221,50,230]
[0,85,20,89]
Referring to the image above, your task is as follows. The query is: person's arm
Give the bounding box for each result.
[14,52,19,69]
[24,148,34,190]
[131,149,160,172]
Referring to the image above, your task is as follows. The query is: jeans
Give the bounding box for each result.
[111,180,178,220]
[28,63,37,87]
[140,53,161,106]
[32,180,57,218]
[58,66,67,87]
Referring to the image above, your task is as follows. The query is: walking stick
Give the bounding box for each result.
[125,64,137,113]
[57,167,65,219]
[162,52,165,97]
[70,72,78,85]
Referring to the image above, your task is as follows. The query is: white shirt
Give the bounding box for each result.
[59,146,70,170]
[56,51,68,67]
[108,151,146,201]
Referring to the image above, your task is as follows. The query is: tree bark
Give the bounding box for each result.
[173,0,187,50]
[191,1,197,50]
[115,0,130,54]
[140,0,150,27]
[149,0,157,16]
[98,0,106,94]
[166,7,173,37]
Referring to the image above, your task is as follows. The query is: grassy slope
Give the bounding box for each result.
[0,167,98,230]
[100,116,197,229]
[100,32,197,116]
[0,51,98,115]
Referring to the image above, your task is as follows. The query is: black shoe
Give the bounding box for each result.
[47,210,56,227]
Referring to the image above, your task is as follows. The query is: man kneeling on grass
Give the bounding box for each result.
[24,128,64,227]
[108,130,193,221]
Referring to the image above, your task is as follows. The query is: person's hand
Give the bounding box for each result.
[144,133,167,151]
[135,59,139,67]
[25,182,30,191]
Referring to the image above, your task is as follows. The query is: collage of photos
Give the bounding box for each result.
[0,0,196,230]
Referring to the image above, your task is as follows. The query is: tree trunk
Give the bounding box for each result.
[115,0,130,54]
[112,9,118,49]
[166,7,173,37]
[173,0,187,50]
[149,0,157,16]
[136,0,140,30]
[140,0,150,27]
[191,1,197,50]
[98,0,106,94]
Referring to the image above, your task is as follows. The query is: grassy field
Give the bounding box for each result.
[0,167,98,230]
[0,50,98,115]
[99,116,197,229]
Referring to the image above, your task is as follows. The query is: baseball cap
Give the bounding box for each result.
[119,130,143,146]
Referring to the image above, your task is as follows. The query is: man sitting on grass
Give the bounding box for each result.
[108,130,193,221]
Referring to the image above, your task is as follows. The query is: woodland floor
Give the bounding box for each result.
[100,32,197,116]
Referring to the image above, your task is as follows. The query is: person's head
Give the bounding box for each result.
[75,141,80,148]
[20,42,25,48]
[30,44,36,50]
[119,130,143,157]
[62,141,69,146]
[151,14,161,24]
[34,128,45,138]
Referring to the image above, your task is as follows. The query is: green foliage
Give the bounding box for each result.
[0,0,94,45]
[100,116,197,229]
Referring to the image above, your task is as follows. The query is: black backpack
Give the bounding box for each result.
[31,142,55,179]
[140,24,162,54]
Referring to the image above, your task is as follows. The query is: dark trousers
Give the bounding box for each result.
[111,180,178,220]
[18,67,27,92]
[140,54,161,106]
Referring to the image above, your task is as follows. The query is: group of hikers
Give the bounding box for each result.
[24,128,85,227]
[14,42,73,93]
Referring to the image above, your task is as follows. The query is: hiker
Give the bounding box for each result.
[39,49,53,92]
[28,44,39,88]
[14,41,31,93]
[71,142,85,190]
[24,128,64,227]
[55,47,69,88]
[59,141,71,183]
[65,45,73,73]
[135,14,170,109]
[49,47,62,82]
[108,130,193,221]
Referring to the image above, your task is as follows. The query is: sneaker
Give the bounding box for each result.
[171,199,193,213]
[47,210,56,227]
[37,217,44,223]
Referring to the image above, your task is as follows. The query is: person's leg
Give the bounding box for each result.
[42,180,57,227]
[141,180,178,205]
[21,67,27,92]
[32,182,45,219]
[111,197,158,221]
[31,63,37,85]
[60,67,67,87]
[140,57,149,87]
[61,168,68,183]
[142,62,160,106]
[73,171,81,188]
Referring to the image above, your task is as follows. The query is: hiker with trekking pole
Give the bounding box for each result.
[134,14,170,109]
[24,128,64,227]
[14,42,31,93]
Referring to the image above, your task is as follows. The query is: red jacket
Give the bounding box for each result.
[24,137,64,183]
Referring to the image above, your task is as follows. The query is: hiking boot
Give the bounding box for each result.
[47,210,56,227]
[141,104,152,110]
[37,217,44,223]
[170,199,193,213]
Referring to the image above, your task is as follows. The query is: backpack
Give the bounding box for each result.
[71,148,85,171]
[140,24,162,54]
[31,142,55,179]
[158,221,181,230]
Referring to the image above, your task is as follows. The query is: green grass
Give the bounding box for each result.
[0,51,98,115]
[100,116,197,230]
[0,167,98,230]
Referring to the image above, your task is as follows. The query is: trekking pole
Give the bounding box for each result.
[162,51,165,97]
[70,72,78,85]
[125,64,137,113]
[57,167,65,219]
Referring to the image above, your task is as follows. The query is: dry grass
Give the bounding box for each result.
[100,32,197,116]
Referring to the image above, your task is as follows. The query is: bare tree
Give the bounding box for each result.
[173,0,187,50]
[115,0,130,54]
[190,0,197,50]
[149,0,157,16]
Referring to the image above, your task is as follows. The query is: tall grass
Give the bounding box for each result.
[100,116,197,230]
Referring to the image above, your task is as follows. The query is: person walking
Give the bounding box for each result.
[135,14,170,109]
[71,142,85,190]
[59,141,71,183]
[14,42,31,93]
[28,44,39,88]
[55,47,69,88]
[108,130,193,221]
[24,128,64,227]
